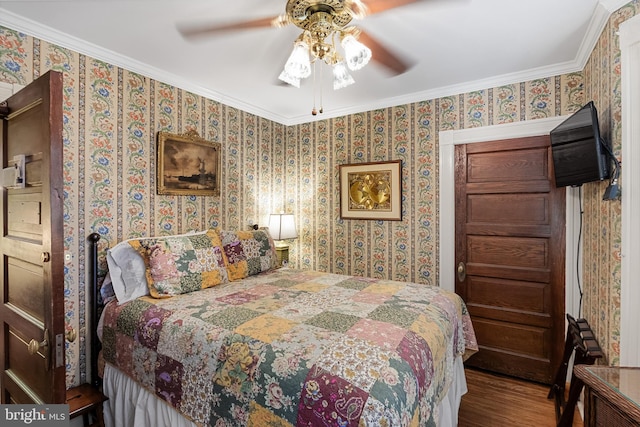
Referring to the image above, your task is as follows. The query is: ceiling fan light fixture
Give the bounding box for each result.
[278,69,301,87]
[177,0,413,113]
[283,40,312,79]
[346,0,368,19]
[341,34,371,71]
[333,61,355,90]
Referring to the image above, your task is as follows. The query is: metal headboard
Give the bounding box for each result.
[87,232,101,388]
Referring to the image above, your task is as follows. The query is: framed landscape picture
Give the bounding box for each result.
[157,130,221,196]
[339,160,402,220]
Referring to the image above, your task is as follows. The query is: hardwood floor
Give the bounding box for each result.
[458,368,583,427]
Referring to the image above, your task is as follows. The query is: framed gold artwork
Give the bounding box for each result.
[339,160,402,220]
[157,130,221,196]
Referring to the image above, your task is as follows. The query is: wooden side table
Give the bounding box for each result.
[66,383,108,427]
[574,365,640,427]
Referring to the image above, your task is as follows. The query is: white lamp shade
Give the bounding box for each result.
[268,213,298,240]
[278,69,301,88]
[341,34,372,71]
[283,41,311,79]
[332,61,355,90]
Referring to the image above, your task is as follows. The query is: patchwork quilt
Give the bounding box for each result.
[101,268,478,427]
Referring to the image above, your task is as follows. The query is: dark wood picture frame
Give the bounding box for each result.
[157,130,221,196]
[339,160,402,220]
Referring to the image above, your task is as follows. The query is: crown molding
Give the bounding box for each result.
[0,2,625,126]
[285,1,620,125]
[286,59,584,125]
[0,8,288,124]
[574,3,616,70]
[599,0,632,13]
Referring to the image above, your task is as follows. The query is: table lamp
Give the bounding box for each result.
[268,213,297,267]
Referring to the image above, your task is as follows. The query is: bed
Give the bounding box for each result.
[88,228,478,427]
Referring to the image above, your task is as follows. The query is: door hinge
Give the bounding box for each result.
[0,101,8,118]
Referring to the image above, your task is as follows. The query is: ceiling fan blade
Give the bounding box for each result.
[359,31,410,75]
[178,15,280,38]
[363,0,421,15]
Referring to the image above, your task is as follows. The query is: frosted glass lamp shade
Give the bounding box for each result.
[268,214,298,241]
[278,69,301,88]
[283,41,311,79]
[341,35,371,71]
[332,61,355,90]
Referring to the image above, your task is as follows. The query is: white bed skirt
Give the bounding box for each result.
[103,356,467,427]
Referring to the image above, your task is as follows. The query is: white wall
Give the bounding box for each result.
[0,81,24,101]
[619,13,640,367]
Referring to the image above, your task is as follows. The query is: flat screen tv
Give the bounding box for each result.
[550,101,610,187]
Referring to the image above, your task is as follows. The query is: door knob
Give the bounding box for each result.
[28,337,48,355]
[65,328,77,343]
[41,252,50,263]
[457,261,466,282]
[27,328,49,356]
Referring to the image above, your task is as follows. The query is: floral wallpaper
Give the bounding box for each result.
[288,77,586,283]
[0,0,632,388]
[578,1,639,367]
[1,28,286,387]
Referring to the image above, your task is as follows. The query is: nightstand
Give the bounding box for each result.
[66,383,108,427]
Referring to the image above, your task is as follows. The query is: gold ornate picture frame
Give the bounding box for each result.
[339,160,402,220]
[157,130,221,196]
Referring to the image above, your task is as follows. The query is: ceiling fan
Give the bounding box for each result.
[179,0,420,96]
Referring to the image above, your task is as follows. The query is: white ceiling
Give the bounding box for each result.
[0,0,629,125]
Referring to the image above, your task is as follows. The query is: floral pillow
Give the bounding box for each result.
[218,228,278,281]
[128,229,228,298]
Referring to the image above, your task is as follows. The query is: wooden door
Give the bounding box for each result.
[455,135,565,384]
[0,71,65,403]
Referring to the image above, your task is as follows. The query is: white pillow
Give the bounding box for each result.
[106,239,149,304]
[106,230,208,304]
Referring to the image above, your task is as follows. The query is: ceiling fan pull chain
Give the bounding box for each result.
[319,61,324,114]
[312,61,318,116]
